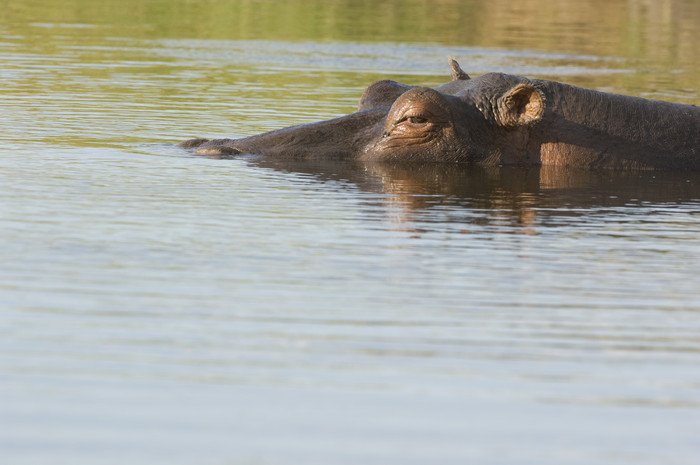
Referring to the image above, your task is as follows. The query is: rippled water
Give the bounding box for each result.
[2,1,700,464]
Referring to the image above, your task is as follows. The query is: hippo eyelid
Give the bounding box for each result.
[394,113,431,126]
[408,116,429,124]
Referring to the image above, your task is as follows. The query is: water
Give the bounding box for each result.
[2,1,700,464]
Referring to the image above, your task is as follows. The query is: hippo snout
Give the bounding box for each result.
[178,138,245,156]
[194,145,243,156]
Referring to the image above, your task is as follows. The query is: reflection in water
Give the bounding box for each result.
[2,0,698,100]
[4,0,698,68]
[251,157,700,231]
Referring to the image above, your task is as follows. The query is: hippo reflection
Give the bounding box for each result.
[242,158,700,232]
[180,59,699,170]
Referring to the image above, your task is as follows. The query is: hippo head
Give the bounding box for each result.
[180,59,545,165]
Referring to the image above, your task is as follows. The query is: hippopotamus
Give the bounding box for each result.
[180,59,700,170]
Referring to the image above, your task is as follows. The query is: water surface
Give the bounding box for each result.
[2,1,700,464]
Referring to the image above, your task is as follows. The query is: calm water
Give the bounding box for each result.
[2,1,700,464]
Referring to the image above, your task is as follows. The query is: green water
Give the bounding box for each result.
[2,1,699,464]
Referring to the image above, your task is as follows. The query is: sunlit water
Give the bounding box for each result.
[2,2,700,464]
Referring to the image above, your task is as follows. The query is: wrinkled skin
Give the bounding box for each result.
[180,59,700,170]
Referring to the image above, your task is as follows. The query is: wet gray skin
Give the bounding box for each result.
[180,59,700,170]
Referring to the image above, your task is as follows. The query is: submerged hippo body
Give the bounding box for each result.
[180,59,700,170]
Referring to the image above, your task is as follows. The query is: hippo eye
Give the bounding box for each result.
[407,116,429,124]
[396,114,430,126]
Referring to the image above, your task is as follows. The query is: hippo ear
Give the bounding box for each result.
[498,84,544,127]
[449,57,470,81]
